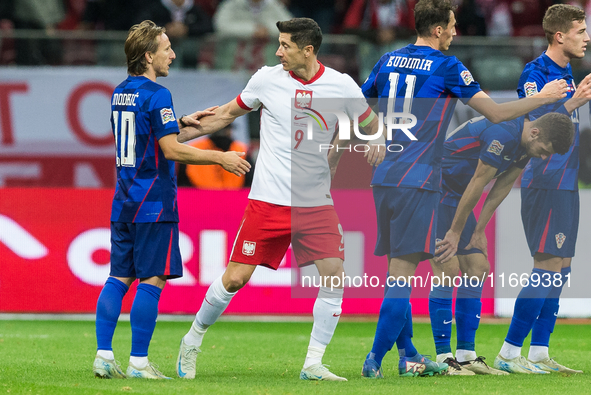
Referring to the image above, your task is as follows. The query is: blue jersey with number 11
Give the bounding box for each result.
[110,75,180,223]
[362,44,482,191]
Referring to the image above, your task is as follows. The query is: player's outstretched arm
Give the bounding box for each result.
[177,99,250,143]
[467,79,567,123]
[177,106,218,130]
[159,134,251,175]
[435,160,497,263]
[466,165,523,256]
[565,73,591,113]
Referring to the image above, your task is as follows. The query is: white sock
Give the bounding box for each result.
[456,349,477,363]
[436,352,453,363]
[528,345,549,362]
[184,276,236,347]
[129,356,148,369]
[97,350,114,360]
[500,341,521,360]
[303,287,343,368]
[304,346,325,369]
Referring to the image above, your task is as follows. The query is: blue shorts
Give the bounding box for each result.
[110,222,183,279]
[521,188,579,258]
[373,187,438,260]
[436,202,483,256]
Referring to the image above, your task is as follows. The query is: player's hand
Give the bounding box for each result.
[181,106,219,128]
[538,79,568,102]
[573,73,591,100]
[435,230,460,263]
[220,151,251,176]
[465,231,488,259]
[365,142,386,166]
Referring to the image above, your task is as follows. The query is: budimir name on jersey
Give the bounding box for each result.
[385,56,433,71]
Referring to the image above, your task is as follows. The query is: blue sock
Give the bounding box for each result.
[369,281,412,366]
[505,268,555,347]
[130,283,162,357]
[396,302,418,358]
[456,280,483,351]
[531,267,570,347]
[96,277,129,351]
[429,285,453,355]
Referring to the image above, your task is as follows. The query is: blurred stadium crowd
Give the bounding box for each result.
[2,0,591,68]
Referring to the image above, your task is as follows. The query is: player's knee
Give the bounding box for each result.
[224,277,247,292]
[224,272,249,292]
[460,254,489,278]
[473,259,490,278]
[316,258,344,278]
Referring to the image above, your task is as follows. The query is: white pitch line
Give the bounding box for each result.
[0,313,314,322]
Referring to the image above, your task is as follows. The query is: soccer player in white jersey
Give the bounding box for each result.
[175,18,385,381]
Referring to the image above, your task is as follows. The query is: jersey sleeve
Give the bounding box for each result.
[478,126,517,169]
[236,67,266,111]
[342,74,373,126]
[517,66,546,99]
[361,53,389,98]
[149,88,180,141]
[444,57,482,104]
[517,66,553,120]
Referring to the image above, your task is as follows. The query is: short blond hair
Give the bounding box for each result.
[125,20,165,76]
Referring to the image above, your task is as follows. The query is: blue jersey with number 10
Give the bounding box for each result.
[362,44,482,191]
[110,75,180,223]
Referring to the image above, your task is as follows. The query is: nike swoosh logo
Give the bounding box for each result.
[476,314,480,319]
[338,246,345,251]
[554,312,558,316]
[178,360,186,377]
[294,116,307,120]
[443,320,452,324]
[333,313,341,317]
[503,156,511,161]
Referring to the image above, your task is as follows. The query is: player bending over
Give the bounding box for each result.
[431,112,575,375]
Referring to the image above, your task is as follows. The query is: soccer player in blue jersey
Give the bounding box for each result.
[429,113,574,376]
[359,0,568,379]
[494,4,590,374]
[93,20,250,380]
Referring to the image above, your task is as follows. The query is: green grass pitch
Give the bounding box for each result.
[0,320,589,394]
